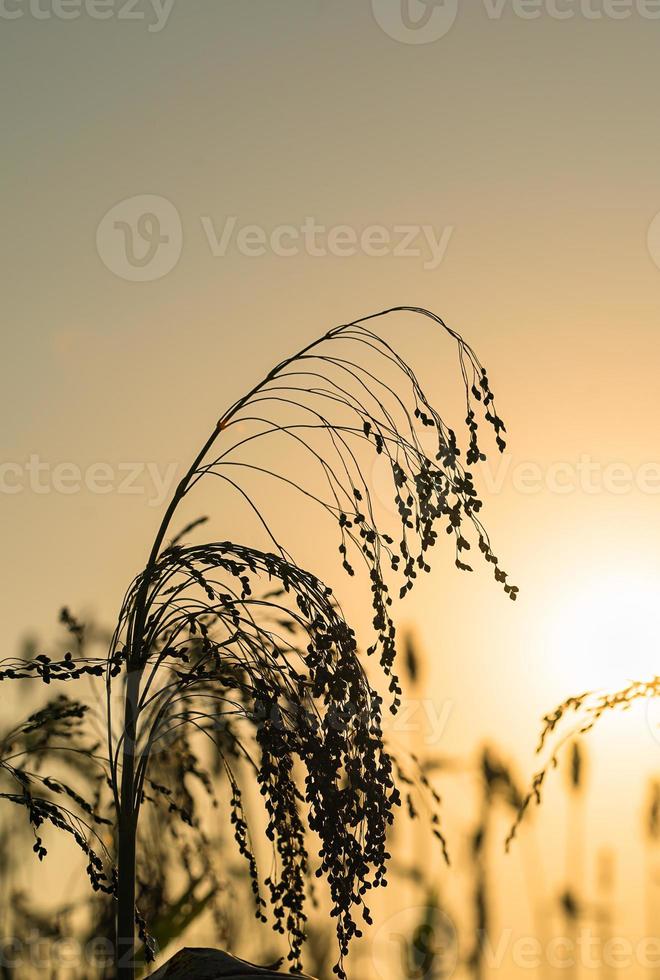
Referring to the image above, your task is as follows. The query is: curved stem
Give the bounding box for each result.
[115,424,224,980]
[113,306,475,977]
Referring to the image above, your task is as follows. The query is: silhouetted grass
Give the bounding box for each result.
[0,307,513,979]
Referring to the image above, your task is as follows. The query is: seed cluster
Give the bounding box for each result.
[0,308,513,977]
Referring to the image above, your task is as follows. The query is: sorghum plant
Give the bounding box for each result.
[0,307,515,979]
[509,678,660,851]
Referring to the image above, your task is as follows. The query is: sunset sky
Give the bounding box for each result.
[4,3,660,975]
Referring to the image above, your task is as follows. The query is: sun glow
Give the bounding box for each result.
[546,572,660,694]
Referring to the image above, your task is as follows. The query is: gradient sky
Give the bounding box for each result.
[4,3,660,975]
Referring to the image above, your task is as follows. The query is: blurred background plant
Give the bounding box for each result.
[3,630,658,979]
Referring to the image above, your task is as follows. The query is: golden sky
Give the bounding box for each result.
[3,3,660,976]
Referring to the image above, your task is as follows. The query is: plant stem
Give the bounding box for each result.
[117,669,140,980]
[112,320,377,974]
[114,424,225,978]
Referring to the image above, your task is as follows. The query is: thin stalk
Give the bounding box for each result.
[116,670,139,978]
[115,423,224,979]
[112,308,489,975]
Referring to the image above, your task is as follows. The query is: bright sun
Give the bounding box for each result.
[546,572,660,694]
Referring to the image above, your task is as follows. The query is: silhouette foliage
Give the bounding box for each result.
[0,307,513,978]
